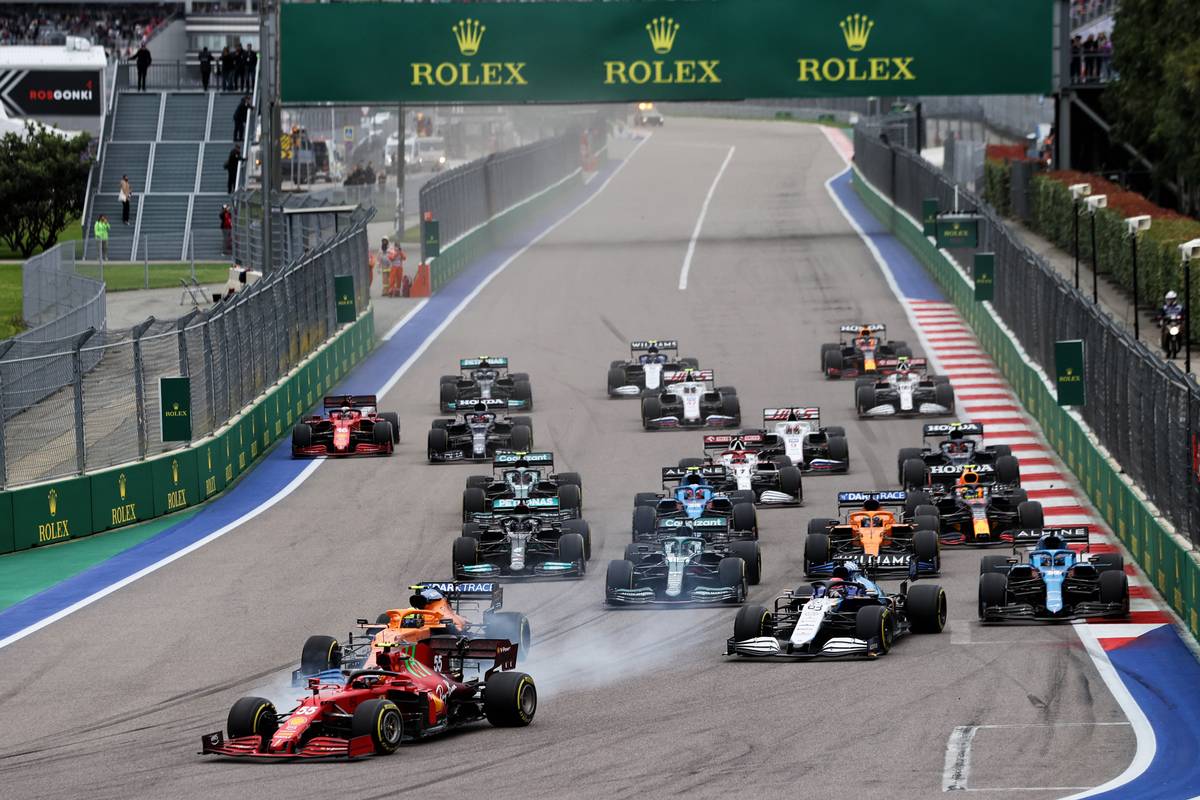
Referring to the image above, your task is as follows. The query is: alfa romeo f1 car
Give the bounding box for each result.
[641,369,740,430]
[607,339,699,397]
[462,451,582,521]
[428,400,533,462]
[896,422,1018,488]
[606,534,760,606]
[440,357,532,412]
[855,358,955,417]
[698,433,804,505]
[906,469,1043,546]
[821,323,913,378]
[978,527,1129,621]
[453,514,590,580]
[804,491,940,577]
[743,407,850,473]
[633,466,758,539]
[292,582,531,685]
[201,638,535,760]
[726,561,946,659]
[292,395,400,457]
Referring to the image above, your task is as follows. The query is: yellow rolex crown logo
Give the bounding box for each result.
[172,402,180,411]
[840,13,875,52]
[645,16,679,55]
[452,18,485,57]
[119,472,127,500]
[171,459,180,483]
[48,488,58,516]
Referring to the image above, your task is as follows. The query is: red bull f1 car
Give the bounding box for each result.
[607,339,699,397]
[821,323,913,378]
[292,395,399,457]
[906,469,1043,546]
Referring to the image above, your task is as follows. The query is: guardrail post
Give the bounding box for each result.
[201,311,218,432]
[131,316,156,459]
[176,310,199,379]
[71,327,97,474]
[0,339,16,488]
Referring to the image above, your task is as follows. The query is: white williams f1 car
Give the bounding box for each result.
[641,369,740,430]
[855,358,954,418]
[608,340,698,397]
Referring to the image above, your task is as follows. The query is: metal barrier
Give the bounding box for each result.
[853,125,1200,543]
[0,203,372,488]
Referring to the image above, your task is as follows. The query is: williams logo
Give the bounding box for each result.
[411,17,527,87]
[604,16,720,86]
[38,488,70,543]
[797,13,915,84]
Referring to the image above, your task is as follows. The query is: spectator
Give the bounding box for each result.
[199,46,212,91]
[134,42,151,91]
[245,43,257,92]
[220,204,233,255]
[1083,34,1098,81]
[224,147,242,193]
[364,161,376,185]
[93,214,110,261]
[234,42,246,91]
[1097,32,1113,80]
[233,95,250,142]
[220,46,233,91]
[1069,35,1081,83]
[119,174,132,225]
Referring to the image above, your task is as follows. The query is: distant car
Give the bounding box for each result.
[291,581,531,685]
[427,399,532,462]
[726,561,946,659]
[907,468,1043,547]
[697,433,804,506]
[453,513,591,580]
[462,451,582,521]
[641,369,740,430]
[292,395,399,457]
[634,103,664,126]
[606,535,757,606]
[607,339,698,397]
[821,323,913,379]
[804,491,940,578]
[440,357,532,413]
[633,466,758,539]
[202,638,535,760]
[896,422,1018,488]
[747,406,850,473]
[855,358,955,417]
[978,527,1128,622]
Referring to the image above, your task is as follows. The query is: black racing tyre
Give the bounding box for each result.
[902,458,928,490]
[439,374,458,385]
[486,611,532,653]
[351,698,404,754]
[483,671,537,727]
[227,696,279,746]
[807,518,835,536]
[1017,501,1044,529]
[427,428,449,460]
[465,474,490,490]
[557,532,586,572]
[914,529,940,565]
[431,418,451,430]
[623,543,641,563]
[854,376,876,390]
[557,471,583,488]
[462,522,486,540]
[510,415,533,430]
[772,455,794,469]
[610,360,627,370]
[897,447,923,483]
[856,385,876,414]
[854,605,894,654]
[606,559,635,602]
[633,491,659,508]
[978,572,1008,618]
[823,347,843,374]
[914,504,939,520]
[557,483,582,514]
[632,505,657,539]
[509,424,533,452]
[563,518,592,560]
[718,557,746,595]
[730,490,757,506]
[678,457,705,469]
[914,514,940,534]
[292,423,312,451]
[934,382,955,411]
[462,487,487,519]
[300,635,341,676]
[452,536,479,572]
[1099,570,1130,608]
[825,425,846,437]
[1091,553,1125,574]
[931,375,952,385]
[992,444,1013,457]
[439,381,458,411]
[995,454,1021,485]
[804,532,831,573]
[734,604,773,641]
[731,502,757,538]
[641,396,663,428]
[512,379,533,410]
[381,412,401,443]
[1009,488,1029,505]
[906,583,948,633]
[680,357,700,369]
[904,490,931,516]
[729,540,762,585]
[372,420,394,448]
[509,372,530,383]
[721,394,741,423]
[778,466,803,503]
[980,555,1011,575]
[826,435,850,465]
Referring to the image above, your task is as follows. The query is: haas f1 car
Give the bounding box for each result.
[292,395,400,457]
[428,400,532,462]
[804,491,941,578]
[607,339,698,397]
[641,369,740,430]
[897,422,1018,488]
[743,407,850,473]
[202,638,535,760]
[462,451,582,522]
[699,434,804,505]
[291,582,532,685]
[978,527,1129,622]
[440,357,532,413]
[606,534,760,606]
[727,561,945,659]
[855,358,955,418]
[821,323,913,379]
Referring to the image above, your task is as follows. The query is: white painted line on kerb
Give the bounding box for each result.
[678,145,735,291]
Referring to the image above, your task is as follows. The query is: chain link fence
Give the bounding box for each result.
[854,125,1200,545]
[0,201,373,488]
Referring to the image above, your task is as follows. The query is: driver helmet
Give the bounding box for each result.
[408,587,444,608]
[1167,290,1178,302]
[858,325,872,339]
[896,359,911,374]
[957,469,980,486]
[646,345,659,356]
[340,405,351,418]
[831,564,851,580]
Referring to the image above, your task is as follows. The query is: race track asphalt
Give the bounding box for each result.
[0,118,1134,800]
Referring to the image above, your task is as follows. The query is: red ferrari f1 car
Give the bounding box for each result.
[292,395,400,457]
[200,637,535,760]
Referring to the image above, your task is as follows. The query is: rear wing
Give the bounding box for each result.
[663,369,713,384]
[630,339,678,352]
[839,323,886,334]
[662,465,726,483]
[764,407,820,422]
[408,581,502,606]
[838,490,907,507]
[460,356,508,369]
[876,357,927,371]
[493,450,554,468]
[923,422,983,438]
[927,463,996,477]
[323,394,378,410]
[422,637,519,677]
[703,433,767,451]
[1010,526,1090,544]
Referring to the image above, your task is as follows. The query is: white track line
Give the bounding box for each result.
[678,145,735,290]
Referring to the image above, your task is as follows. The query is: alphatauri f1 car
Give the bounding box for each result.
[427,400,532,462]
[896,422,1018,488]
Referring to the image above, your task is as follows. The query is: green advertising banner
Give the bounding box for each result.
[160,376,193,442]
[1055,339,1085,406]
[921,198,939,236]
[974,252,995,302]
[12,475,92,550]
[0,491,13,554]
[150,450,198,516]
[280,0,1054,104]
[935,215,980,249]
[90,463,154,533]
[334,275,357,324]
[423,219,441,259]
[197,436,227,500]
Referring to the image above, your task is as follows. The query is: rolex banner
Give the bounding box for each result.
[280,0,1053,103]
[160,377,193,442]
[1055,340,1085,407]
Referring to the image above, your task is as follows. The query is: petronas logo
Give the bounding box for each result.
[645,16,680,55]
[840,14,874,51]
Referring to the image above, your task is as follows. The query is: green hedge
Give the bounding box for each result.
[983,160,1011,217]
